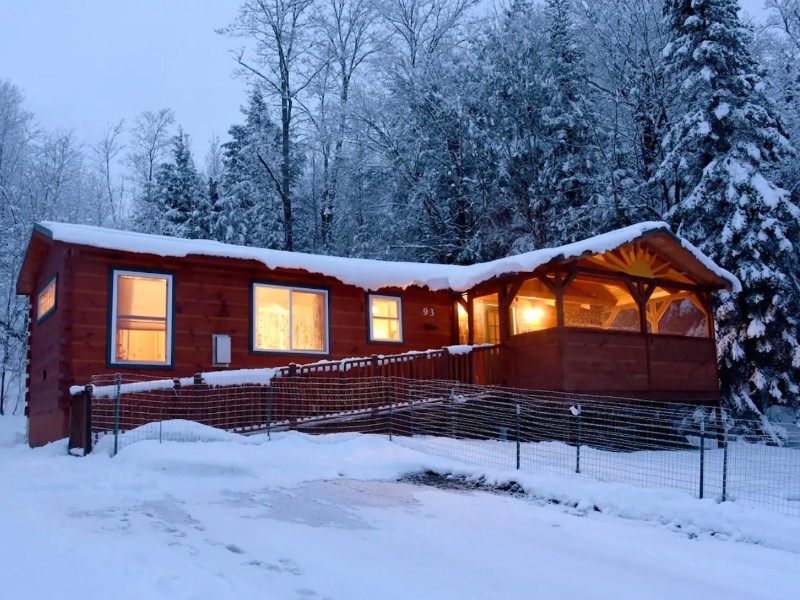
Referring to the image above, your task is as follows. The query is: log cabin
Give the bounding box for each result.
[16,221,739,447]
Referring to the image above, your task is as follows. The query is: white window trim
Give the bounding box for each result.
[109,269,173,367]
[368,294,404,343]
[252,283,329,354]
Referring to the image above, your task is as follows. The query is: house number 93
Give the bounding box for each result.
[422,307,436,317]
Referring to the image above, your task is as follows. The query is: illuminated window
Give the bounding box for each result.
[457,300,469,344]
[252,284,328,353]
[368,295,403,342]
[647,288,709,338]
[474,294,500,344]
[509,278,557,335]
[563,276,640,332]
[36,277,57,322]
[110,270,173,365]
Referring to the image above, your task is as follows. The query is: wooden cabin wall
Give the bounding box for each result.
[560,330,650,393]
[647,335,720,394]
[27,243,72,446]
[66,247,456,387]
[501,329,564,390]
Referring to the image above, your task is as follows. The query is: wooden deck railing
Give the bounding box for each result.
[68,345,503,455]
[277,344,503,385]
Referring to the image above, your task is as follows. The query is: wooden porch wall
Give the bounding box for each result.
[500,328,720,402]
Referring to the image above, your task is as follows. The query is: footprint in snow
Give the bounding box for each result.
[244,557,302,576]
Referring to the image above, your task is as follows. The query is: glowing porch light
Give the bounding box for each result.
[523,307,544,324]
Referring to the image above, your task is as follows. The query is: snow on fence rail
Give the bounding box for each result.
[68,344,501,399]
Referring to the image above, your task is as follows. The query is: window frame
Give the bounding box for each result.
[36,275,58,323]
[108,268,175,368]
[367,293,404,344]
[250,281,330,356]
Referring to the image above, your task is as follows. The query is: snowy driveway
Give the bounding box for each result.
[1,420,798,600]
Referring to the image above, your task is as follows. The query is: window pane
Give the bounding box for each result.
[647,289,708,337]
[372,298,398,318]
[292,290,325,351]
[118,275,167,317]
[113,272,170,364]
[370,296,401,341]
[372,317,401,341]
[509,278,557,335]
[474,294,500,344]
[457,302,468,344]
[563,276,640,332]
[116,319,167,363]
[254,286,291,350]
[37,279,56,320]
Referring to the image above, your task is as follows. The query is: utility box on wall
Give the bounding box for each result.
[212,334,231,367]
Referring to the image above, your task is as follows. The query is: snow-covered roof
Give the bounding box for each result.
[34,220,740,292]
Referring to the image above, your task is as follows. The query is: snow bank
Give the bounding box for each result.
[0,413,26,448]
[420,464,800,553]
[92,419,256,453]
[37,220,739,292]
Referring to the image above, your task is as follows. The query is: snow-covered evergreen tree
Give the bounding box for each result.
[539,0,603,245]
[661,0,800,415]
[217,89,285,249]
[478,0,550,253]
[151,130,210,239]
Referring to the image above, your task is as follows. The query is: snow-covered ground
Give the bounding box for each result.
[1,416,799,600]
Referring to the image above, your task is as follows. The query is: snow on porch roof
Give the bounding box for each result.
[34,220,741,293]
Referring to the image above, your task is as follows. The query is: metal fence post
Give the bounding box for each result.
[267,385,274,441]
[721,424,728,502]
[571,404,582,474]
[83,385,93,456]
[515,404,521,470]
[389,380,394,442]
[113,373,121,457]
[409,400,414,436]
[699,416,705,499]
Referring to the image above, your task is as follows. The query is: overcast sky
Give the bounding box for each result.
[0,0,770,161]
[0,0,244,157]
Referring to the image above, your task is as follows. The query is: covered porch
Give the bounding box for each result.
[455,234,727,402]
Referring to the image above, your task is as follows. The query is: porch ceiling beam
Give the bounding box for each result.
[562,266,716,295]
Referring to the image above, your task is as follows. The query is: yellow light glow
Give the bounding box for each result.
[524,307,544,324]
[372,304,379,316]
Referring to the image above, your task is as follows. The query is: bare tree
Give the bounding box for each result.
[220,0,321,251]
[204,134,225,182]
[91,119,126,225]
[766,0,800,51]
[314,0,381,250]
[0,81,32,416]
[379,0,478,71]
[127,108,175,226]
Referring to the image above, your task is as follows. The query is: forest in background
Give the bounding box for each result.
[1,0,799,422]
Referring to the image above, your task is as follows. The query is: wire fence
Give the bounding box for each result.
[71,374,800,517]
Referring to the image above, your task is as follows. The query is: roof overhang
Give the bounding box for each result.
[16,225,56,296]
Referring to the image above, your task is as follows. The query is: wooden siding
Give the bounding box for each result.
[66,246,456,386]
[501,328,563,390]
[27,242,72,446]
[648,334,720,393]
[561,330,650,392]
[501,328,720,403]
